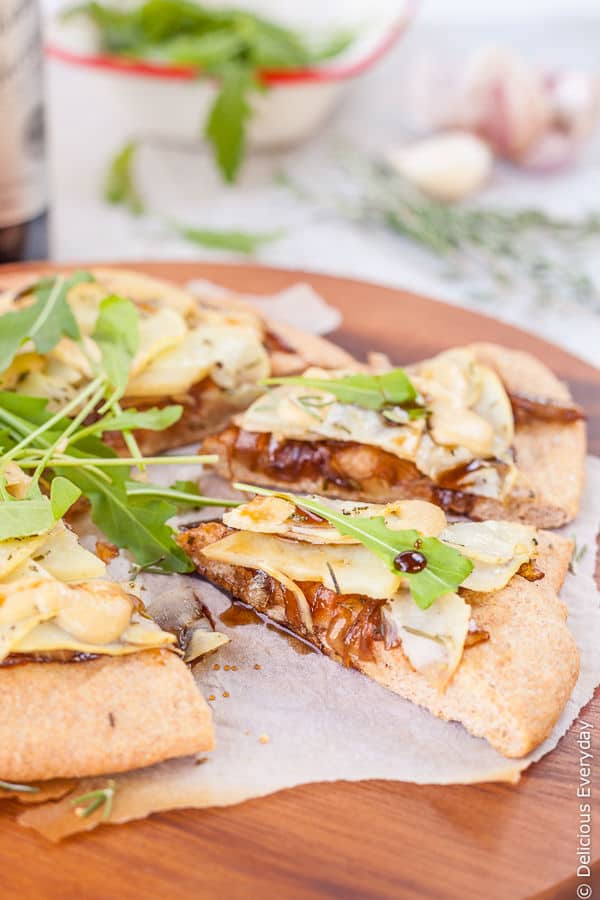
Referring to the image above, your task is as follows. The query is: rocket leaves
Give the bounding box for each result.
[234,484,473,609]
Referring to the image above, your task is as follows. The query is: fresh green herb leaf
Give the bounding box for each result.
[0,477,80,541]
[263,369,419,411]
[172,479,201,495]
[126,481,239,508]
[67,2,353,183]
[174,222,285,254]
[73,405,183,440]
[91,295,140,400]
[155,29,244,65]
[0,496,55,541]
[205,62,256,182]
[104,140,144,214]
[234,484,473,609]
[382,406,430,424]
[50,476,82,520]
[0,276,81,374]
[0,780,39,793]
[71,780,115,821]
[60,466,193,574]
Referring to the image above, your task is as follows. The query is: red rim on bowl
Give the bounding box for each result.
[46,6,416,85]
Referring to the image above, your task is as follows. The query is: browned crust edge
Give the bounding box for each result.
[0,650,214,783]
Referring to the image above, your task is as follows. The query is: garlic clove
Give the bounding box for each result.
[387,131,493,202]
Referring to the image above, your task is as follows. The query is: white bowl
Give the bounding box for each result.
[46,4,416,150]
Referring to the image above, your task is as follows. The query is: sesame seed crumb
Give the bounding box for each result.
[259,734,270,745]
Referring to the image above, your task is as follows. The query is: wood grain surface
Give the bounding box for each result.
[0,261,598,900]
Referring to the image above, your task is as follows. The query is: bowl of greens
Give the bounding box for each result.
[47,0,415,182]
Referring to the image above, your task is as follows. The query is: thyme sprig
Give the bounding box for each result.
[71,780,116,820]
[278,152,600,312]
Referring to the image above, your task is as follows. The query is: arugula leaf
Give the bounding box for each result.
[50,476,82,520]
[172,479,200,495]
[0,496,55,541]
[156,30,244,65]
[67,2,353,183]
[104,141,144,215]
[234,484,473,609]
[75,405,183,438]
[262,369,419,411]
[126,481,239,508]
[174,222,284,254]
[0,399,189,572]
[0,477,80,541]
[0,275,82,374]
[75,476,193,573]
[205,62,256,182]
[91,295,140,399]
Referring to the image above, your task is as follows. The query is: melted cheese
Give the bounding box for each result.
[0,489,175,661]
[223,495,447,543]
[3,277,270,406]
[383,590,471,688]
[211,494,540,687]
[238,351,516,499]
[203,530,403,599]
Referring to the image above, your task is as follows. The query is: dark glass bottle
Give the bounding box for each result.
[0,0,48,264]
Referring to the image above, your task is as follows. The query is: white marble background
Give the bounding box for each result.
[42,1,600,367]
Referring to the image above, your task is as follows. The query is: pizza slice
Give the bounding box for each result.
[0,267,354,455]
[204,343,586,527]
[0,464,213,784]
[178,489,579,758]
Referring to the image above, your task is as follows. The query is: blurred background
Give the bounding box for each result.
[4,1,600,362]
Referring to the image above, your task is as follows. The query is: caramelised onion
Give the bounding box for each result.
[508,390,585,425]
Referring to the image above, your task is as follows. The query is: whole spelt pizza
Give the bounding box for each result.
[0,268,587,820]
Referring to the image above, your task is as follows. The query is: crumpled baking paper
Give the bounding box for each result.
[19,457,600,839]
[186,278,342,335]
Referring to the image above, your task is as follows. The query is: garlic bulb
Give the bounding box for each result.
[442,47,600,170]
[387,131,493,202]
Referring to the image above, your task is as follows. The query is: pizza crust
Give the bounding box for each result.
[0,650,213,782]
[180,525,578,758]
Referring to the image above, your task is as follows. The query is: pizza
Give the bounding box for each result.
[204,343,586,527]
[178,490,579,758]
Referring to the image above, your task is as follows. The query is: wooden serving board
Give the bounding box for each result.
[0,261,598,900]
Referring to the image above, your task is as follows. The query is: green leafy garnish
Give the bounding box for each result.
[0,780,39,793]
[50,476,82,520]
[174,222,285,254]
[234,484,473,609]
[71,780,115,820]
[262,369,419,412]
[65,1,353,182]
[0,476,81,541]
[0,274,83,374]
[204,61,256,183]
[126,481,239,508]
[91,295,140,401]
[104,141,144,215]
[72,405,183,441]
[0,389,232,571]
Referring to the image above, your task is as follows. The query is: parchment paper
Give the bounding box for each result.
[19,458,600,838]
[186,278,342,335]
